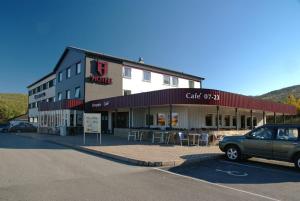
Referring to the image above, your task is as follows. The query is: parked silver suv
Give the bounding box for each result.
[219,124,300,169]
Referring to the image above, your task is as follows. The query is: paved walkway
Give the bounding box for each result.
[15,132,222,166]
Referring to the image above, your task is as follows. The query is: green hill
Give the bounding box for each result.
[0,93,28,123]
[257,85,300,103]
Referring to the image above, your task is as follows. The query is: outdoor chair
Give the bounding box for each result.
[128,130,138,141]
[199,133,209,146]
[178,131,189,146]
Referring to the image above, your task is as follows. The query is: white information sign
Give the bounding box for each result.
[83,113,101,144]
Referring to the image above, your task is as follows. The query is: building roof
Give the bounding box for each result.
[85,88,297,115]
[27,72,55,89]
[55,46,205,81]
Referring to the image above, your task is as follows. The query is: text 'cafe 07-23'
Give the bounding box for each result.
[27,46,297,137]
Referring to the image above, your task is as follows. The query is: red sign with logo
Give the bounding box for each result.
[90,61,112,85]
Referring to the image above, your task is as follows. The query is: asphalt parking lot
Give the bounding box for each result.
[165,157,300,201]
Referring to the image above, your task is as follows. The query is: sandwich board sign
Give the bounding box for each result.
[83,113,101,145]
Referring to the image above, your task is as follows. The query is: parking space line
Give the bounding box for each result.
[153,167,281,201]
[219,160,297,176]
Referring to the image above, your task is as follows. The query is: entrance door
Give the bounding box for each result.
[241,115,246,129]
[101,112,109,134]
[243,126,275,158]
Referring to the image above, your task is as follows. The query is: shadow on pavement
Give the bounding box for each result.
[168,156,300,184]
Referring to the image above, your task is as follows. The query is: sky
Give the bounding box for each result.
[0,0,300,96]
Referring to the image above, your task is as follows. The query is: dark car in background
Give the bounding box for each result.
[219,124,300,169]
[0,123,10,133]
[8,122,37,133]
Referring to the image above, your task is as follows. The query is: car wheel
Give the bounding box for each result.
[294,154,300,170]
[225,145,241,161]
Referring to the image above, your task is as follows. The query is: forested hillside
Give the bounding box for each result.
[0,94,28,123]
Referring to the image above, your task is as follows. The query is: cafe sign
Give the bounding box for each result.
[185,92,220,101]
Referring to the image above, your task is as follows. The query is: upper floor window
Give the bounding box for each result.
[75,87,81,98]
[172,77,178,86]
[143,71,151,82]
[29,90,33,96]
[58,92,62,101]
[163,75,170,85]
[66,90,71,99]
[66,67,71,79]
[123,90,131,96]
[37,86,41,93]
[123,67,131,78]
[76,62,81,75]
[189,80,194,88]
[58,72,63,82]
[49,79,54,88]
[42,83,48,90]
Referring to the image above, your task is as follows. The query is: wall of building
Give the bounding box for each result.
[55,49,85,101]
[122,66,201,95]
[84,57,123,102]
[28,74,56,123]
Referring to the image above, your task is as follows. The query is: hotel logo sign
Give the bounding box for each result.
[90,61,112,85]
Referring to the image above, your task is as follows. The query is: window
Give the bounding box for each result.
[232,116,237,127]
[172,77,178,86]
[75,87,80,98]
[205,114,213,126]
[189,80,194,88]
[66,90,71,99]
[29,90,32,96]
[146,114,154,126]
[58,92,62,101]
[225,115,231,127]
[123,67,131,78]
[143,71,151,82]
[37,86,41,93]
[246,117,251,128]
[58,72,63,82]
[66,67,71,79]
[76,62,81,74]
[276,128,298,141]
[163,75,170,85]
[42,83,48,90]
[33,88,37,94]
[124,90,131,96]
[248,127,274,140]
[253,117,257,127]
[48,97,54,102]
[49,79,54,88]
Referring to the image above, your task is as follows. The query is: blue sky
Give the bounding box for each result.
[0,0,300,95]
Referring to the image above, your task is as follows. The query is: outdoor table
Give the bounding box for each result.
[188,133,202,146]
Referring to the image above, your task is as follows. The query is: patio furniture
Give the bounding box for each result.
[166,131,177,144]
[128,130,139,141]
[152,131,167,143]
[188,133,201,146]
[199,133,209,146]
[178,131,189,146]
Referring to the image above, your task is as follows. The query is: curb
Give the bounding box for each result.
[14,133,222,167]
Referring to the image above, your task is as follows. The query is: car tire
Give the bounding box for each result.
[225,145,241,162]
[294,154,300,170]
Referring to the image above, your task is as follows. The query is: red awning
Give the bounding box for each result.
[86,88,297,115]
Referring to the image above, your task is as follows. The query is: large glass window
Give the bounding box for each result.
[146,114,154,126]
[66,67,71,79]
[143,71,151,82]
[163,75,170,85]
[75,87,80,98]
[215,115,222,126]
[66,90,71,99]
[172,77,178,86]
[205,114,213,126]
[123,67,131,78]
[76,62,81,75]
[225,115,231,127]
[232,116,237,127]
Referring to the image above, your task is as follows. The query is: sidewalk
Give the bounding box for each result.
[15,132,222,167]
